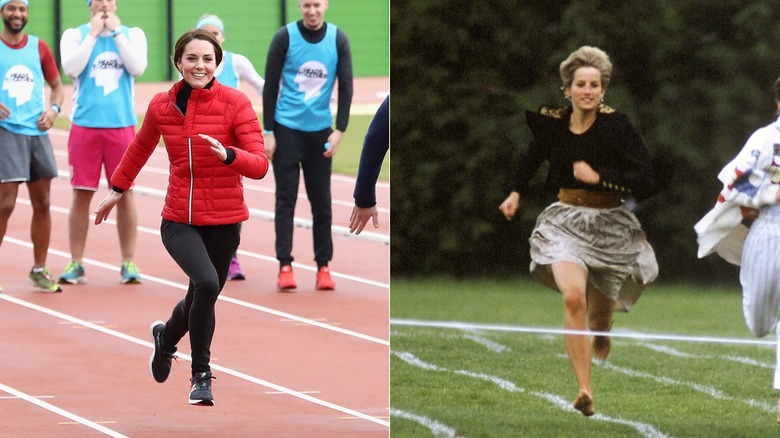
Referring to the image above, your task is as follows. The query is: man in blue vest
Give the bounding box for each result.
[0,0,64,293]
[59,0,147,285]
[263,0,353,291]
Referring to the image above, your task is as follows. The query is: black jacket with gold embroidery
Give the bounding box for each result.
[511,104,657,201]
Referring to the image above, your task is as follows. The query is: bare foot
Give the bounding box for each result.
[573,393,595,416]
[593,335,611,361]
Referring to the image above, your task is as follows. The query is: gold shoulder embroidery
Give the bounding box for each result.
[598,104,616,113]
[539,105,569,119]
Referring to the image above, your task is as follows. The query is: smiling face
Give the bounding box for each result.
[565,66,605,113]
[299,0,328,30]
[176,39,217,89]
[2,1,28,35]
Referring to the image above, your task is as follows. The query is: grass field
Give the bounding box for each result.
[391,277,779,437]
[53,113,388,181]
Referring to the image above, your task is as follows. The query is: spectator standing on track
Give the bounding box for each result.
[498,46,658,416]
[695,76,780,424]
[349,95,388,235]
[263,0,353,291]
[58,0,146,285]
[94,29,268,406]
[0,0,64,293]
[196,13,265,281]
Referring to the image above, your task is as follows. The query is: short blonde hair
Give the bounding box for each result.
[559,46,613,90]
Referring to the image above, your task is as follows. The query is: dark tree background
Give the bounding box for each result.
[390,0,780,284]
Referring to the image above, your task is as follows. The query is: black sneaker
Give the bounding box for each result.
[189,371,215,406]
[149,321,177,383]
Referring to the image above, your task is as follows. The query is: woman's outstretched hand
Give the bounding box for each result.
[94,190,123,225]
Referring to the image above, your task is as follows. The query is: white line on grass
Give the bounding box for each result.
[462,332,511,354]
[634,342,774,369]
[390,319,774,346]
[390,408,462,438]
[0,382,127,437]
[392,351,672,438]
[577,355,775,413]
[0,293,389,427]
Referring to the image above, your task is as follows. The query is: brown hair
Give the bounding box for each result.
[171,28,223,73]
[559,46,613,90]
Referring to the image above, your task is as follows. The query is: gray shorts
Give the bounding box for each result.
[0,127,58,183]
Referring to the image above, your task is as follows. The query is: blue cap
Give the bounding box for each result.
[196,15,224,35]
[1,0,29,8]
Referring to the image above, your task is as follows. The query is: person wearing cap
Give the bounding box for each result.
[195,14,265,281]
[0,0,65,293]
[263,0,353,291]
[58,0,147,286]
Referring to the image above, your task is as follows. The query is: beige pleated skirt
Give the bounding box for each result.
[528,201,658,312]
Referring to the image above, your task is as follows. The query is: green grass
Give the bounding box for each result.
[391,277,778,437]
[52,113,388,181]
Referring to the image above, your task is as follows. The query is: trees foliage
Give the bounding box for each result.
[391,0,780,283]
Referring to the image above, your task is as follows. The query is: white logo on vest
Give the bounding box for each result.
[3,65,36,106]
[295,60,328,101]
[90,51,125,96]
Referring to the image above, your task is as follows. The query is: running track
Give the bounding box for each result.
[0,79,389,436]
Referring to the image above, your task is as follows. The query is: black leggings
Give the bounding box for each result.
[159,219,241,375]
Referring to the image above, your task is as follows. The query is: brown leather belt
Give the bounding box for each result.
[558,189,621,209]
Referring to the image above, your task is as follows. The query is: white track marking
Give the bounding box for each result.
[3,237,388,345]
[390,408,461,438]
[0,293,388,427]
[15,197,389,287]
[392,351,672,438]
[0,382,127,437]
[391,319,774,346]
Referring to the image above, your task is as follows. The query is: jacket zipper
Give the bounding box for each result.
[188,137,194,225]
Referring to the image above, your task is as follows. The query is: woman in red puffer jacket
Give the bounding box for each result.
[94,29,268,407]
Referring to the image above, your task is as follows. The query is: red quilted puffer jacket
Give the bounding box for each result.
[111,79,268,225]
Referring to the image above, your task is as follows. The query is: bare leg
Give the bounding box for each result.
[588,288,615,361]
[0,182,21,251]
[67,189,95,262]
[116,190,137,262]
[27,179,53,268]
[552,261,595,416]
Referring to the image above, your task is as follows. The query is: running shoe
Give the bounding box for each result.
[120,261,142,284]
[227,256,245,281]
[189,371,215,406]
[149,321,177,383]
[315,266,335,291]
[277,265,296,291]
[58,261,86,285]
[29,267,63,293]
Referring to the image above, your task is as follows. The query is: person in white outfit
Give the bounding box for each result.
[695,76,780,424]
[196,14,265,281]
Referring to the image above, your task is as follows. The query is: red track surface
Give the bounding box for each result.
[0,78,389,437]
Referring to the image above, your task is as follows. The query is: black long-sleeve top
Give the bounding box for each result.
[511,105,657,202]
[353,95,389,207]
[262,21,353,133]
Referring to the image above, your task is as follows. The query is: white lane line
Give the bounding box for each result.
[392,351,671,438]
[390,319,774,346]
[3,236,388,346]
[0,382,127,437]
[45,170,391,245]
[0,293,389,427]
[390,408,461,438]
[590,357,774,413]
[14,198,389,288]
